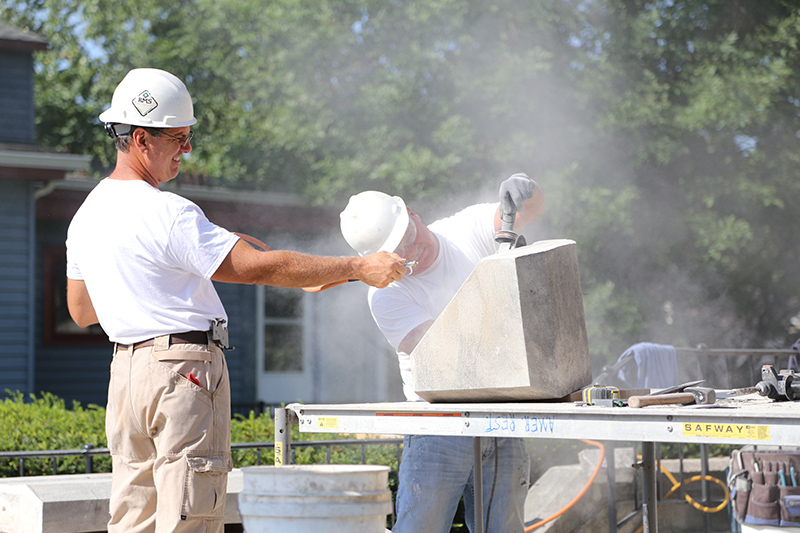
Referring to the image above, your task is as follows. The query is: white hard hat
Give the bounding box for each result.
[99,68,196,129]
[340,191,410,256]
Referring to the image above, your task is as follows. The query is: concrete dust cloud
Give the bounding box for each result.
[258,230,405,404]
[252,3,795,404]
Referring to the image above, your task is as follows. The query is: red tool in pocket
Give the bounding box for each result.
[187,372,202,388]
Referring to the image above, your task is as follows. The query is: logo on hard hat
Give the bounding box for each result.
[132,90,158,117]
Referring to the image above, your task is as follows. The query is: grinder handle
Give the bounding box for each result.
[628,392,695,408]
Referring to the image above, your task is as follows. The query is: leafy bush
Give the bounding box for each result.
[659,442,733,460]
[0,391,109,476]
[0,393,400,481]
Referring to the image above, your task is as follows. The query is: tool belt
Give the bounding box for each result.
[729,445,800,527]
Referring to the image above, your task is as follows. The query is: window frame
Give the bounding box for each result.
[259,284,306,373]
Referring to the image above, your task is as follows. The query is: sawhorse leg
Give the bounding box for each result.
[274,407,292,465]
[641,441,658,533]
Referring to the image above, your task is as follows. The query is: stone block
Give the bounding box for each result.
[412,239,591,402]
[0,470,244,533]
[0,473,112,533]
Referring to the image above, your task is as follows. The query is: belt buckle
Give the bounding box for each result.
[211,319,233,351]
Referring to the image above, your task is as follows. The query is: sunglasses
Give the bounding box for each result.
[157,129,194,148]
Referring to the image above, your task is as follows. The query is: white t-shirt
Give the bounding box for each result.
[66,178,239,344]
[368,203,499,401]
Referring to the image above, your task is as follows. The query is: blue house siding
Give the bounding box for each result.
[33,345,113,406]
[0,179,34,394]
[32,283,258,410]
[33,219,113,406]
[0,52,36,144]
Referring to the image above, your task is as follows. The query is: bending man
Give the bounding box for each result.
[340,173,544,532]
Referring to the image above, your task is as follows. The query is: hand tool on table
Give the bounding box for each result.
[564,385,650,406]
[564,380,704,406]
[582,385,620,405]
[628,386,716,408]
[645,379,705,396]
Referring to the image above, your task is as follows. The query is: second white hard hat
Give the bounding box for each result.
[99,68,196,129]
[340,191,410,256]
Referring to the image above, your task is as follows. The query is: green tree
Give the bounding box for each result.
[2,0,585,197]
[566,0,800,361]
[6,0,800,376]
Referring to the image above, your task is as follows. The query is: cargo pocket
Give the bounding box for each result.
[780,487,800,526]
[745,482,781,526]
[152,348,217,400]
[181,455,232,520]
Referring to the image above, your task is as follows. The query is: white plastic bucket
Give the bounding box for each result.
[238,464,393,533]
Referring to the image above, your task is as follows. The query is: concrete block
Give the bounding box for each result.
[524,464,605,533]
[0,470,244,533]
[412,239,591,402]
[580,447,637,495]
[0,473,112,533]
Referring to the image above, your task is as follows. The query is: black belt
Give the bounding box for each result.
[118,330,208,351]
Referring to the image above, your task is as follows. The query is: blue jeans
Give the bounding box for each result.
[393,435,530,533]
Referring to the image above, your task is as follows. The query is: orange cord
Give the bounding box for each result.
[524,439,606,532]
[632,462,730,533]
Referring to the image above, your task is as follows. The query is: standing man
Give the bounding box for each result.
[66,68,405,533]
[339,174,545,532]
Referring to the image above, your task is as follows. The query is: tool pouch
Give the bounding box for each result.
[729,446,800,527]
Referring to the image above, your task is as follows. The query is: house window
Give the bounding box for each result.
[42,245,109,345]
[262,285,304,372]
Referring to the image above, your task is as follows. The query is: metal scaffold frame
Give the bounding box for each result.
[275,396,800,533]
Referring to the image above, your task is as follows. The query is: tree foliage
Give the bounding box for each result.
[4,0,800,372]
[572,0,800,357]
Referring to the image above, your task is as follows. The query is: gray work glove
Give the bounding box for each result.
[499,173,535,219]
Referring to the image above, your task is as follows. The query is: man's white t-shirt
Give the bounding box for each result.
[368,203,499,401]
[66,178,239,344]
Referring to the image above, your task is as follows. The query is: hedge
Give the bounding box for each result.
[0,391,399,479]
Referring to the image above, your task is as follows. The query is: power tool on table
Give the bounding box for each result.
[727,365,800,401]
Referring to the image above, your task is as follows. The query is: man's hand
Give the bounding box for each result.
[358,251,406,288]
[499,173,536,219]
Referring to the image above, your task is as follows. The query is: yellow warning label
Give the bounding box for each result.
[318,417,339,430]
[683,422,770,440]
[274,442,283,465]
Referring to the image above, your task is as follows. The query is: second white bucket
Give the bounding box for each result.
[238,464,393,533]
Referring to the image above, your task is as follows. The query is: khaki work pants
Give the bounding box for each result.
[107,334,232,533]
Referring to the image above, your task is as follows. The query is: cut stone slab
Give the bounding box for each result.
[412,239,591,402]
[0,473,112,533]
[0,470,244,533]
